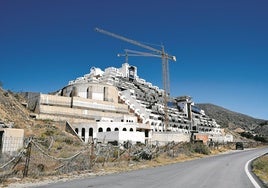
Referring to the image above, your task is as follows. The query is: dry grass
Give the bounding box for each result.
[252,154,268,186]
[4,145,235,188]
[94,152,208,176]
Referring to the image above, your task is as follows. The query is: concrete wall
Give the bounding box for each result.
[71,97,127,113]
[0,128,24,154]
[150,132,190,145]
[40,94,71,107]
[209,134,234,143]
[26,92,41,111]
[38,105,129,123]
[38,94,127,113]
[194,133,209,144]
[97,131,145,144]
[61,83,119,103]
[32,92,130,123]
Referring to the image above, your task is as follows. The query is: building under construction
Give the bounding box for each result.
[27,63,233,145]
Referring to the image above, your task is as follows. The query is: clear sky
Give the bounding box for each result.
[0,0,267,120]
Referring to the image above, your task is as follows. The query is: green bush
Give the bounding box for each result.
[180,142,210,155]
[240,132,254,139]
[254,135,267,143]
[192,142,211,155]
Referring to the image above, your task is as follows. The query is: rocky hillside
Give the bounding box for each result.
[0,88,66,138]
[196,103,268,137]
[0,88,32,129]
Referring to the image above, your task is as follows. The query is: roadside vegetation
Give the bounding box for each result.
[0,124,233,187]
[252,154,268,187]
[240,131,267,143]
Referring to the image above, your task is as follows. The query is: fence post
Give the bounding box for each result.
[90,138,94,168]
[23,138,32,178]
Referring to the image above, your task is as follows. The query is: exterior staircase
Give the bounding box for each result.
[119,90,149,123]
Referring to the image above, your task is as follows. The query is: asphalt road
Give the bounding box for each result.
[33,147,268,188]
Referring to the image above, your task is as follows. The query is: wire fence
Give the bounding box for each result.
[0,136,241,183]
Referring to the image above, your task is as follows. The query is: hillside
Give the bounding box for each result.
[196,103,268,137]
[0,88,69,138]
[0,88,32,129]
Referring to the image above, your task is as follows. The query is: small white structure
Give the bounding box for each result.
[0,128,24,155]
[67,117,149,144]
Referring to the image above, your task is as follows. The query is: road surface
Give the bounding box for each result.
[33,147,268,188]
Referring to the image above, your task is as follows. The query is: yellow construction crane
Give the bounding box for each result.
[95,27,176,131]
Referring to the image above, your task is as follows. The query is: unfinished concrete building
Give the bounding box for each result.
[27,63,233,145]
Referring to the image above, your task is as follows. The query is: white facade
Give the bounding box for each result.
[70,120,149,144]
[36,62,231,145]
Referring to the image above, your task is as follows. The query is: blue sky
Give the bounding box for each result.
[0,0,267,120]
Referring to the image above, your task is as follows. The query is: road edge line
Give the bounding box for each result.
[245,155,262,188]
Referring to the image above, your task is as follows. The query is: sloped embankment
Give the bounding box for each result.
[0,88,32,129]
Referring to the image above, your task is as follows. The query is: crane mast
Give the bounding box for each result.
[95,27,176,131]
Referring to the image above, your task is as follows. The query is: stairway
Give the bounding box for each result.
[119,90,149,123]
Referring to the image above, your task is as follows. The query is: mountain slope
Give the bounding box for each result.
[196,103,268,136]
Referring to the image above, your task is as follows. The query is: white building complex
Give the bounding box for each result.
[27,63,233,145]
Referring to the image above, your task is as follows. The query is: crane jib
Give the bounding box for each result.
[95,27,176,62]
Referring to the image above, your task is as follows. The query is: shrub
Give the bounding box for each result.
[179,142,210,155]
[192,142,211,155]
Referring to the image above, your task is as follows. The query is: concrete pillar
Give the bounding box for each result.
[85,129,89,143]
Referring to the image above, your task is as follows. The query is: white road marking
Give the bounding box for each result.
[245,156,262,188]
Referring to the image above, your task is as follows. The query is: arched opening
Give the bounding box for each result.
[114,127,119,131]
[106,127,111,132]
[122,128,127,131]
[89,128,93,137]
[130,128,133,132]
[70,86,78,97]
[61,89,67,97]
[98,127,103,132]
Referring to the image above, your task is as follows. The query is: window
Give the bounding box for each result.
[106,127,111,132]
[89,128,93,137]
[130,128,133,132]
[98,127,103,132]
[103,87,108,101]
[123,128,127,131]
[145,130,149,137]
[114,127,119,131]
